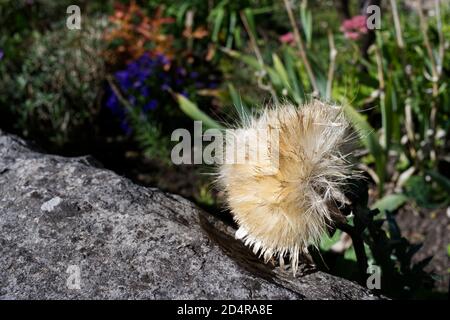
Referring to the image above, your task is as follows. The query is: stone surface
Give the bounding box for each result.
[0,131,380,299]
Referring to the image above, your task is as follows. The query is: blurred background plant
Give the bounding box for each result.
[103,1,222,161]
[0,0,448,299]
[0,12,107,149]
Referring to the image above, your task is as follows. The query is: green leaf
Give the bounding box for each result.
[226,11,237,48]
[222,48,281,86]
[222,48,261,69]
[371,194,408,214]
[228,83,250,123]
[233,26,242,48]
[283,49,304,104]
[381,83,392,151]
[272,53,290,89]
[307,52,327,97]
[242,8,257,39]
[343,103,386,193]
[300,3,312,46]
[426,170,450,194]
[211,8,225,42]
[176,94,223,130]
[175,3,190,25]
[344,247,357,262]
[320,230,341,251]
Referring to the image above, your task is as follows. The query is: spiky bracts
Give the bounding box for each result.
[219,101,352,274]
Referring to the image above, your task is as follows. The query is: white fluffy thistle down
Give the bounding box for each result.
[218,101,352,274]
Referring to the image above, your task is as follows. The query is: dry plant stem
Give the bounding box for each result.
[418,1,439,92]
[374,46,385,90]
[106,75,134,112]
[326,30,337,100]
[405,102,418,165]
[390,0,419,163]
[185,10,194,52]
[357,163,380,185]
[418,0,439,150]
[283,0,319,96]
[390,0,404,49]
[434,0,444,76]
[239,11,279,104]
[374,45,389,154]
[334,221,369,284]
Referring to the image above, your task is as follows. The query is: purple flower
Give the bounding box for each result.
[137,69,151,81]
[189,71,199,79]
[0,49,4,61]
[133,80,142,88]
[106,92,120,112]
[128,95,136,106]
[161,84,170,91]
[157,72,169,80]
[115,71,131,90]
[176,67,186,76]
[143,99,158,112]
[156,54,170,65]
[140,86,150,97]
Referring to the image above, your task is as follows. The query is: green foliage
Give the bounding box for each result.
[404,175,449,208]
[227,83,250,122]
[371,194,408,214]
[126,107,170,161]
[160,0,273,49]
[219,0,450,200]
[176,94,224,130]
[0,17,107,148]
[343,102,387,193]
[343,179,436,299]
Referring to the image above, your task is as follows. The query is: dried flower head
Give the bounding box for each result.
[219,101,353,274]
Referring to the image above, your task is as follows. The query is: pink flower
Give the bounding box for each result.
[344,31,360,40]
[340,15,368,40]
[279,32,294,44]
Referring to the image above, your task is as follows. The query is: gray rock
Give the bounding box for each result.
[0,131,380,299]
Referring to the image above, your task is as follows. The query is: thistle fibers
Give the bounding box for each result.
[219,101,352,275]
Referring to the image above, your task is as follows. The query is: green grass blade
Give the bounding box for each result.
[343,103,386,193]
[211,8,225,42]
[226,11,237,48]
[283,49,304,104]
[176,94,223,130]
[272,53,290,89]
[228,83,250,123]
